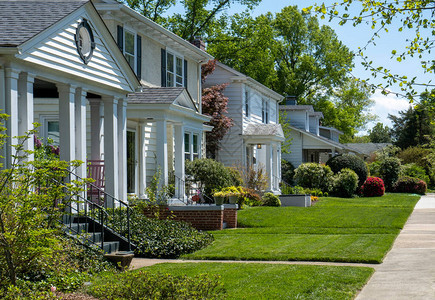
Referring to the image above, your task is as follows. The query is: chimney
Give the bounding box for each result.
[192,36,206,51]
[284,95,297,105]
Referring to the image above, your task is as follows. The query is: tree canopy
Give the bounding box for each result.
[368,122,392,143]
[305,1,435,100]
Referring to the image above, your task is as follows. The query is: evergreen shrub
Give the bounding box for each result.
[262,192,281,207]
[361,177,385,197]
[281,159,295,185]
[293,163,333,192]
[332,168,359,198]
[326,154,368,187]
[401,163,430,185]
[393,176,427,195]
[379,157,401,191]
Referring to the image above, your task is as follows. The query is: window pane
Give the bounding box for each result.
[167,72,174,87]
[193,134,198,154]
[176,57,183,76]
[176,75,183,86]
[167,53,174,72]
[127,131,136,194]
[47,121,59,145]
[126,53,135,70]
[125,31,135,55]
[184,133,190,153]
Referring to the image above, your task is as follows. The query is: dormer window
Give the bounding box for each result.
[245,90,250,117]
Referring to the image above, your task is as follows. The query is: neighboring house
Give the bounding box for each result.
[0,0,212,202]
[280,97,360,167]
[203,62,285,194]
[345,143,392,161]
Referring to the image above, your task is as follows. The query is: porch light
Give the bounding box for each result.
[257,144,262,149]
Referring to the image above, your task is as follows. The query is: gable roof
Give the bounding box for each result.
[127,87,198,111]
[345,143,392,157]
[243,123,285,142]
[0,0,88,47]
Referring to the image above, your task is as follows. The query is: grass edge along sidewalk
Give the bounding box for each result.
[182,193,420,264]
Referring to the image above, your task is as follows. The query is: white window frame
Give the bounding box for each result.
[245,89,250,118]
[184,132,191,161]
[192,133,199,160]
[262,99,269,124]
[123,27,137,72]
[126,128,138,195]
[39,115,60,146]
[166,48,185,87]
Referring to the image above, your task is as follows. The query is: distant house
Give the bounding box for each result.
[345,143,392,161]
[280,97,360,167]
[203,62,285,194]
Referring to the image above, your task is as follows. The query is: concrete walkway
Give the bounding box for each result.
[356,193,435,299]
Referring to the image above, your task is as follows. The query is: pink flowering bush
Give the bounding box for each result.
[393,176,427,195]
[361,177,385,197]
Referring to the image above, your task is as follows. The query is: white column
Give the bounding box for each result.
[89,99,103,160]
[57,84,76,162]
[4,68,20,168]
[139,122,147,199]
[103,96,119,199]
[18,72,35,162]
[277,144,282,183]
[197,131,203,158]
[156,120,168,186]
[74,87,87,179]
[117,98,127,201]
[266,142,273,191]
[174,124,185,199]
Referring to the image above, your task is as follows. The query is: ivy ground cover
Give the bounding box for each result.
[183,194,420,263]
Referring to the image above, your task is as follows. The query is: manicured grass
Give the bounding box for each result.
[144,262,374,300]
[183,193,420,263]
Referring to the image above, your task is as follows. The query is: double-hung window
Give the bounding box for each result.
[117,25,142,78]
[262,99,269,124]
[166,52,184,87]
[245,90,250,117]
[184,133,190,161]
[193,134,199,160]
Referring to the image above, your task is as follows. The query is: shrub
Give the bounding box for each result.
[361,177,385,197]
[240,188,262,207]
[226,167,243,186]
[326,154,368,187]
[398,146,430,166]
[129,210,213,258]
[293,163,333,192]
[332,168,359,198]
[262,192,281,207]
[401,163,430,184]
[393,176,427,195]
[368,161,381,177]
[379,157,401,191]
[281,159,295,185]
[88,270,225,300]
[185,159,233,197]
[236,164,269,191]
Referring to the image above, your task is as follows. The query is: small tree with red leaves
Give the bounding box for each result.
[201,60,233,158]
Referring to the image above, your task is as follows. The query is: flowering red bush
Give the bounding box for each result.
[393,176,427,195]
[361,177,385,197]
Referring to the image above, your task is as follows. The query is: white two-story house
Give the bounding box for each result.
[0,0,212,202]
[280,97,357,167]
[203,62,284,194]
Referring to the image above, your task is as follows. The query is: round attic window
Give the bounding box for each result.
[75,19,95,64]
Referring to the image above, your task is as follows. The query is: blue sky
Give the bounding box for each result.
[166,1,432,134]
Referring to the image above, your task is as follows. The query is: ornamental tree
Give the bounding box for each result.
[201,59,233,158]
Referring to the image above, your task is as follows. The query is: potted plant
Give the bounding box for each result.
[213,191,225,205]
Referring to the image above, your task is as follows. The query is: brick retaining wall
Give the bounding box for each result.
[143,204,238,231]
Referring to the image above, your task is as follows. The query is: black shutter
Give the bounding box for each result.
[161,48,166,87]
[117,25,124,52]
[136,35,142,79]
[184,59,188,88]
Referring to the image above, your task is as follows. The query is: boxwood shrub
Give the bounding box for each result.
[361,177,385,197]
[88,270,225,300]
[332,168,359,198]
[293,163,333,192]
[326,154,368,187]
[393,176,427,195]
[262,192,281,207]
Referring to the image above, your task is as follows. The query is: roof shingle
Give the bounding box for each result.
[127,87,185,104]
[0,0,88,47]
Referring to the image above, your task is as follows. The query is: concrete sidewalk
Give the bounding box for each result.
[356,193,435,299]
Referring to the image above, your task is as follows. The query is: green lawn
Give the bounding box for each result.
[182,193,420,263]
[144,262,374,300]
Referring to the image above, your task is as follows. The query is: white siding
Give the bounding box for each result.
[143,122,157,186]
[20,13,132,91]
[282,131,303,167]
[309,116,319,135]
[286,110,308,131]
